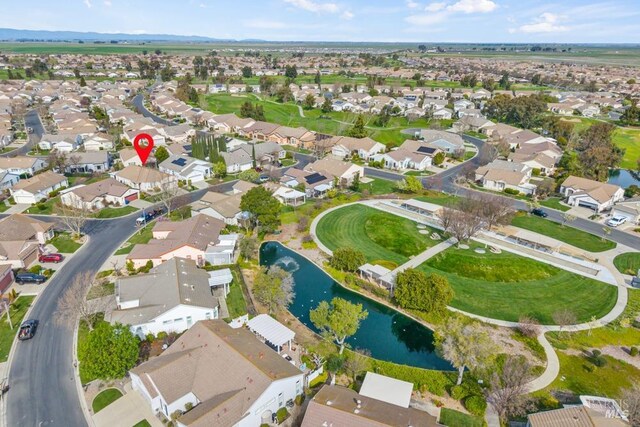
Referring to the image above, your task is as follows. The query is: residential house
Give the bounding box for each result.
[301,384,437,427]
[208,113,255,134]
[0,214,55,268]
[266,183,307,206]
[372,139,442,171]
[107,258,228,337]
[38,133,82,153]
[280,168,333,198]
[65,151,111,174]
[159,155,211,183]
[432,108,453,120]
[0,265,13,293]
[269,126,316,147]
[119,148,145,167]
[10,171,68,205]
[126,215,227,268]
[560,176,625,212]
[415,130,465,154]
[527,395,629,427]
[0,171,19,191]
[220,148,253,174]
[475,160,536,195]
[161,124,196,144]
[611,197,640,224]
[83,133,114,151]
[331,136,385,160]
[508,151,557,176]
[306,157,364,187]
[60,178,140,210]
[0,156,46,177]
[452,116,496,134]
[191,191,243,226]
[130,320,304,426]
[110,165,176,192]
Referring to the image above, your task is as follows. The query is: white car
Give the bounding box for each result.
[606,216,627,227]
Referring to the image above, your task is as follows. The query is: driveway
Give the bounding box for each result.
[3,204,30,214]
[92,385,162,427]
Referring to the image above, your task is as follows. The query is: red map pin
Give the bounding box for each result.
[133,133,154,165]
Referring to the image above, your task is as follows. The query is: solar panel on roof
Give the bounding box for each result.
[171,158,187,166]
[305,173,326,185]
[417,146,436,154]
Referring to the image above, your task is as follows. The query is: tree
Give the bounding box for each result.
[440,317,496,385]
[433,152,446,166]
[56,271,111,331]
[303,93,316,110]
[79,76,87,87]
[154,146,169,164]
[156,180,179,216]
[347,115,368,138]
[325,353,344,384]
[561,212,576,227]
[238,169,260,183]
[478,194,514,231]
[397,175,423,193]
[47,150,68,172]
[240,186,281,233]
[517,315,541,338]
[438,204,484,245]
[252,266,294,314]
[552,309,577,335]
[343,349,371,382]
[329,247,366,272]
[284,65,298,79]
[239,234,258,260]
[576,122,622,181]
[314,71,321,86]
[241,66,253,78]
[56,203,90,238]
[213,161,227,178]
[394,269,453,315]
[310,297,368,354]
[321,97,333,113]
[349,174,360,191]
[485,356,535,424]
[621,382,640,426]
[77,322,139,380]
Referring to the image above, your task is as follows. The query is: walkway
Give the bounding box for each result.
[380,238,455,284]
[92,384,162,427]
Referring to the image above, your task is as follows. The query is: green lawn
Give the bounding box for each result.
[87,282,115,300]
[439,408,485,427]
[546,352,640,398]
[547,288,640,349]
[0,296,35,362]
[225,270,248,319]
[358,178,398,195]
[114,223,154,255]
[316,204,441,264]
[416,192,462,206]
[93,206,139,219]
[92,388,123,413]
[418,242,618,324]
[132,421,152,427]
[0,203,8,213]
[613,127,640,170]
[613,252,640,275]
[25,196,60,215]
[511,213,616,253]
[205,94,440,147]
[50,233,82,253]
[538,197,571,212]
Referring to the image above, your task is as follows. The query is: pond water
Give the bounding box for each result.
[260,241,453,370]
[608,169,640,189]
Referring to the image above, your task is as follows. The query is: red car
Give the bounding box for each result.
[38,253,64,263]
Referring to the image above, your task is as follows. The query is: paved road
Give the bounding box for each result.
[0,110,44,158]
[132,94,175,127]
[3,179,235,427]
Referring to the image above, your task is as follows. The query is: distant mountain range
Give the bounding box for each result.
[0,28,238,42]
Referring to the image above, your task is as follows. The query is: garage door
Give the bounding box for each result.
[578,201,597,210]
[125,193,139,203]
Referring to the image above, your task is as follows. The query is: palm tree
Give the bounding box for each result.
[1,289,18,330]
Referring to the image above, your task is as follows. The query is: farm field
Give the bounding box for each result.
[315,204,442,266]
[418,242,618,324]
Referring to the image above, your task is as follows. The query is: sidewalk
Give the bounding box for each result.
[92,383,162,427]
[380,238,455,284]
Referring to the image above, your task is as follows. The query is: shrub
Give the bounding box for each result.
[369,359,455,396]
[28,265,43,274]
[330,247,366,272]
[504,188,520,195]
[295,394,305,406]
[157,331,168,341]
[449,385,466,400]
[276,408,289,423]
[630,347,638,357]
[464,395,487,417]
[37,203,47,211]
[593,356,607,367]
[184,402,193,411]
[592,349,602,358]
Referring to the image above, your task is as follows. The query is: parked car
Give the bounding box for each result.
[38,253,64,263]
[258,175,269,183]
[531,208,548,218]
[135,208,164,226]
[18,320,38,341]
[15,272,47,284]
[606,216,627,227]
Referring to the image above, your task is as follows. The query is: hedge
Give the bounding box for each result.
[368,358,456,396]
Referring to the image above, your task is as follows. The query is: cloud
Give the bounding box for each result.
[341,10,354,20]
[446,0,497,13]
[283,0,339,13]
[406,0,420,9]
[425,2,447,12]
[83,0,92,8]
[103,0,112,6]
[405,12,448,25]
[517,12,569,33]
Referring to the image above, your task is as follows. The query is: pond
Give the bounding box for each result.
[260,242,453,370]
[608,169,640,189]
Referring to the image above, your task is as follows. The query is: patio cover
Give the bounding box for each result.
[247,314,295,349]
